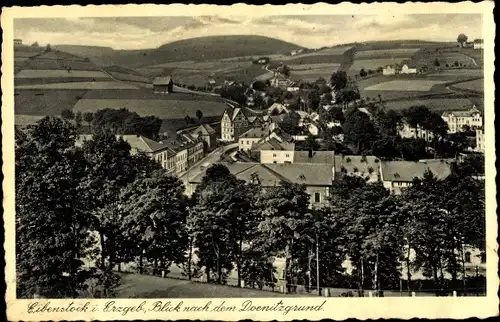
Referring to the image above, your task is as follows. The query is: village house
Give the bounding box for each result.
[188,161,334,206]
[382,65,396,75]
[379,160,453,195]
[153,76,174,94]
[252,138,296,164]
[473,39,484,50]
[238,123,277,151]
[400,64,418,74]
[271,72,293,89]
[398,121,435,142]
[220,107,252,142]
[441,106,483,133]
[476,127,485,153]
[189,124,217,150]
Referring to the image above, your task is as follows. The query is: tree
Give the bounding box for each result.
[342,109,379,153]
[45,44,52,52]
[306,89,321,112]
[434,59,440,67]
[75,111,83,127]
[257,181,312,293]
[359,68,368,77]
[83,112,94,130]
[252,80,267,91]
[31,41,39,47]
[61,108,75,120]
[16,117,92,298]
[120,169,188,274]
[330,71,348,91]
[80,131,139,270]
[457,33,468,48]
[196,109,204,121]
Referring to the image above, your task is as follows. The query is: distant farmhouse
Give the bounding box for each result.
[382,65,396,75]
[383,64,417,76]
[153,76,174,94]
[400,64,417,74]
[473,39,484,50]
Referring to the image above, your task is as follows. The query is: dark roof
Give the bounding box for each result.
[294,151,335,164]
[75,134,169,153]
[191,124,216,136]
[252,138,295,151]
[189,162,333,186]
[380,160,453,182]
[153,76,173,85]
[240,123,272,139]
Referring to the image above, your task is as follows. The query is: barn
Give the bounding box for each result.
[153,76,174,94]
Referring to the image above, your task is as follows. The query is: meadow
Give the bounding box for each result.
[15,114,46,126]
[350,58,406,72]
[16,69,111,79]
[364,79,448,91]
[354,48,420,59]
[288,63,340,70]
[14,89,89,116]
[73,98,228,120]
[15,81,141,90]
[451,78,484,93]
[383,97,480,114]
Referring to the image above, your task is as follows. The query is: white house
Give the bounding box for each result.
[382,65,396,75]
[442,106,483,133]
[398,122,435,142]
[252,138,295,164]
[238,123,276,152]
[400,64,417,74]
[473,39,484,50]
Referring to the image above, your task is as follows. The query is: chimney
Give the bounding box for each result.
[308,149,313,158]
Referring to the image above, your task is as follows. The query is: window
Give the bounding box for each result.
[314,193,321,203]
[465,252,471,263]
[480,252,486,263]
[286,153,290,157]
[273,153,277,157]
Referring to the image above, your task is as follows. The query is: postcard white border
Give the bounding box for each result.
[2,2,498,321]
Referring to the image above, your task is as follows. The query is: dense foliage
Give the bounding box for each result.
[16,117,485,298]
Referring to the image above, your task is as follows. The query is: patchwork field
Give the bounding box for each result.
[290,68,340,82]
[289,63,341,70]
[364,79,448,91]
[354,48,420,59]
[15,114,46,126]
[383,98,481,114]
[350,58,406,72]
[426,69,483,78]
[408,48,481,70]
[15,81,141,90]
[73,98,227,120]
[14,89,89,116]
[451,78,484,93]
[16,69,111,79]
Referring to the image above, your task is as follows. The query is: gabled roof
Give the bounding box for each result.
[380,160,453,182]
[191,124,216,136]
[240,123,272,139]
[153,76,172,85]
[442,107,482,117]
[252,137,295,151]
[474,39,484,43]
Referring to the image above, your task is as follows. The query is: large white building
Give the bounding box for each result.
[398,122,435,142]
[442,106,482,133]
[476,127,485,153]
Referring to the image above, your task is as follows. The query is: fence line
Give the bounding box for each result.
[114,263,486,298]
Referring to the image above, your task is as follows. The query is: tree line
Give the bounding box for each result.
[16,117,485,298]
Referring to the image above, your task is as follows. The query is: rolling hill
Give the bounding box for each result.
[54,35,303,68]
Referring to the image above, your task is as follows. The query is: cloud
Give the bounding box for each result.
[14,14,483,50]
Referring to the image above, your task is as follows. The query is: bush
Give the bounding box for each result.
[84,269,121,298]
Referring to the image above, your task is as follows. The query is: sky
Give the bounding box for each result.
[14,14,483,50]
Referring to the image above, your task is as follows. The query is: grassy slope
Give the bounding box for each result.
[73,35,302,68]
[116,273,306,298]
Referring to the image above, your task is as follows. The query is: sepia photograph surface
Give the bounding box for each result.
[2,2,498,321]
